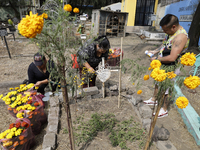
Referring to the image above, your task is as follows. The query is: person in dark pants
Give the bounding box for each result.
[77,35,110,88]
[28,52,57,94]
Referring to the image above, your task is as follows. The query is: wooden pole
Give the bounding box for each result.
[118,37,123,108]
[60,64,75,150]
[144,94,165,150]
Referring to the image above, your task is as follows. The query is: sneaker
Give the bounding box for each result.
[143,97,157,105]
[153,108,168,118]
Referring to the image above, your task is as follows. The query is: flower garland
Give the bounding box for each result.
[176,97,189,109]
[180,52,196,66]
[184,75,200,89]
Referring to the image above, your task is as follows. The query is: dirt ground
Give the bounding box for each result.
[0,33,200,150]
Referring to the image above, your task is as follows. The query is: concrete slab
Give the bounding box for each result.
[174,83,200,145]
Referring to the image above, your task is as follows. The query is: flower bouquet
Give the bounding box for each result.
[0,118,35,150]
[0,83,36,117]
[15,95,47,135]
[107,48,123,66]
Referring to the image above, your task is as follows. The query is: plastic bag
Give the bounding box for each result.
[16,95,47,135]
[0,118,35,150]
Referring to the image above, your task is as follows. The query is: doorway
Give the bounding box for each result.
[135,0,155,26]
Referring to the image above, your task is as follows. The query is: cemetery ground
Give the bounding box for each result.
[0,33,200,150]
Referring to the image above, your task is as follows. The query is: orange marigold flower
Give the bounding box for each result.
[9,123,15,129]
[21,122,29,128]
[34,102,39,106]
[15,122,21,128]
[143,75,149,80]
[19,135,24,140]
[137,90,142,94]
[20,140,24,145]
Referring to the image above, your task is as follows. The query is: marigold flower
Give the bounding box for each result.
[34,102,39,106]
[21,122,29,128]
[19,135,24,140]
[150,60,161,69]
[0,94,3,99]
[167,71,177,79]
[143,75,149,80]
[73,7,80,13]
[180,52,196,66]
[176,97,189,109]
[13,141,19,147]
[15,122,21,128]
[137,90,142,94]
[184,75,200,89]
[9,123,15,129]
[9,88,13,90]
[42,13,48,19]
[150,68,167,82]
[15,87,19,90]
[64,4,72,12]
[132,83,135,85]
[18,11,44,38]
[148,67,152,70]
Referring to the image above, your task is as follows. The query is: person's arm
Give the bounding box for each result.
[151,34,187,63]
[148,44,163,55]
[35,79,48,87]
[83,62,95,73]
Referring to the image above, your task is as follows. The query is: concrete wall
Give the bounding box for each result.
[121,0,137,27]
[154,3,166,31]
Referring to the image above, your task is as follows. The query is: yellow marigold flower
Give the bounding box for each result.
[137,90,142,94]
[167,71,177,79]
[0,94,3,99]
[150,60,161,69]
[180,52,196,66]
[143,75,149,80]
[42,13,48,19]
[11,97,16,101]
[16,112,24,118]
[18,11,44,38]
[15,87,19,90]
[184,75,200,89]
[132,83,135,85]
[3,141,13,147]
[35,86,39,89]
[176,97,189,109]
[73,7,80,13]
[150,68,167,82]
[64,4,72,12]
[148,67,152,70]
[11,127,17,132]
[9,88,13,90]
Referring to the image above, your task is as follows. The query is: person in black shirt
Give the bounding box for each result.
[77,35,110,87]
[28,52,55,94]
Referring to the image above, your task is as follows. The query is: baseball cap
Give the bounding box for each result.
[34,52,45,66]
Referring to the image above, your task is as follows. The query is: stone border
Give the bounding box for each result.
[126,93,177,150]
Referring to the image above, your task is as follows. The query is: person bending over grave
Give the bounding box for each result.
[143,14,189,118]
[28,52,57,95]
[77,35,110,88]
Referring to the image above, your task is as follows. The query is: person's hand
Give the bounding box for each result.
[35,81,42,88]
[88,67,95,73]
[150,56,157,62]
[148,50,157,55]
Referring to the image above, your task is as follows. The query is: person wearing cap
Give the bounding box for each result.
[77,35,110,88]
[28,52,56,94]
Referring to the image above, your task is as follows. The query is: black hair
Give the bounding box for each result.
[159,14,179,28]
[94,35,110,50]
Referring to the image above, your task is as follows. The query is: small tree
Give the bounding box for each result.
[18,1,84,149]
